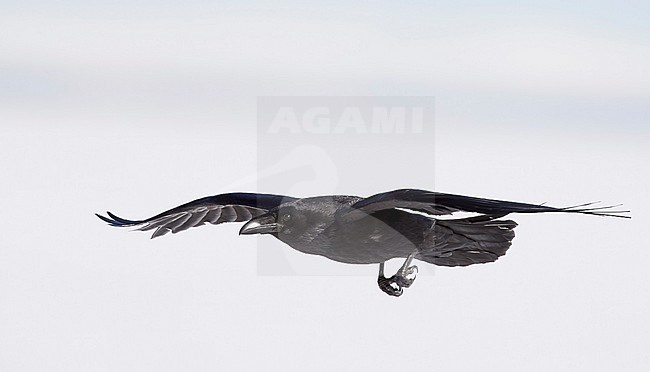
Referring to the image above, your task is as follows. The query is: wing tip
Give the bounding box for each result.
[95,211,143,227]
[561,202,631,219]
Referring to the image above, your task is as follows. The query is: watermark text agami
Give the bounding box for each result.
[267,106,425,134]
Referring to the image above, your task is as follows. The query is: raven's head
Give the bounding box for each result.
[239,204,307,237]
[238,198,338,242]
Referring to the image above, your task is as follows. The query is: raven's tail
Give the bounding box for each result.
[418,218,518,267]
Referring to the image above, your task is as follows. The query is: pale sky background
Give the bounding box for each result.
[1,1,649,371]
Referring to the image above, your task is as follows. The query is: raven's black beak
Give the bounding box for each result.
[239,214,279,235]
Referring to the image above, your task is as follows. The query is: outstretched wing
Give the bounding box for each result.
[344,189,630,220]
[96,192,296,238]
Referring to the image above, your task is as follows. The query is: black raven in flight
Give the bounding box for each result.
[96,189,629,297]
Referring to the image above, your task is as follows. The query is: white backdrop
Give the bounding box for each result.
[1,2,649,371]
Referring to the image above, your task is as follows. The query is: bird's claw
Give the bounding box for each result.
[378,276,403,297]
[395,265,418,288]
[377,256,418,297]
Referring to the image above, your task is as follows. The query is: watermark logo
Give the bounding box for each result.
[256,96,435,276]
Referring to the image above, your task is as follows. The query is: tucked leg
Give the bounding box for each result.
[376,252,419,297]
[394,252,418,288]
[377,262,403,297]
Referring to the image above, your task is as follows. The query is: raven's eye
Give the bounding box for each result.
[283,213,291,220]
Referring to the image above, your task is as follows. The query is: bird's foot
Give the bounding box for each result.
[395,265,418,288]
[378,275,403,297]
[377,258,418,297]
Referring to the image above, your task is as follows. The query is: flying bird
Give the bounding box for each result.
[96,189,629,297]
